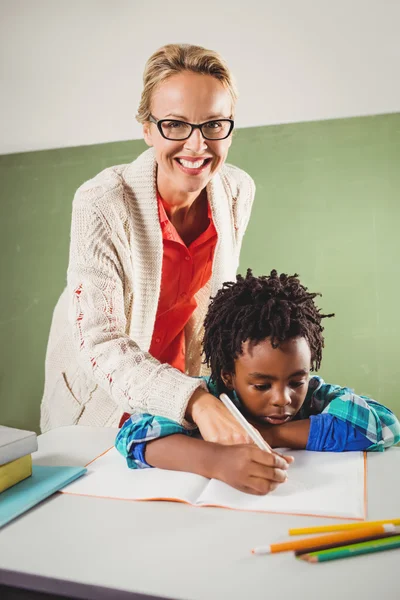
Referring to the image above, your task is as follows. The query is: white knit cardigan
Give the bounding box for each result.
[40,148,255,432]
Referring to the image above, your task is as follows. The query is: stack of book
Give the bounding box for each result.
[0,425,87,529]
[0,426,38,493]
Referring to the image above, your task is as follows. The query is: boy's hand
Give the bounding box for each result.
[211,444,290,495]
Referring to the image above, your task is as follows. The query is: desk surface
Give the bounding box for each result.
[0,426,399,600]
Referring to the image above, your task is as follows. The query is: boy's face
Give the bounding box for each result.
[221,336,312,425]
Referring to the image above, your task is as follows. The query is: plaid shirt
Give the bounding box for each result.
[115,376,400,469]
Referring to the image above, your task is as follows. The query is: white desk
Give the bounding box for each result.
[0,426,399,600]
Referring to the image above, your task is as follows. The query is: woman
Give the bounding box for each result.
[40,43,256,445]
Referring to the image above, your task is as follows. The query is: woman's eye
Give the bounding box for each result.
[206,121,222,129]
[165,121,184,128]
[253,384,271,391]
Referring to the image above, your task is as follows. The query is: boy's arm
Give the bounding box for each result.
[144,434,217,477]
[115,413,190,468]
[255,381,400,452]
[258,420,311,450]
[316,383,400,451]
[257,416,372,452]
[115,412,291,494]
[145,434,290,495]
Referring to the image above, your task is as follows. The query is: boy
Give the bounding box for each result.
[116,270,400,495]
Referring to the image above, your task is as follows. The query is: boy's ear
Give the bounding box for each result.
[221,371,234,389]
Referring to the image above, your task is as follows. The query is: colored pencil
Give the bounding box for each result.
[219,393,272,453]
[289,518,400,536]
[294,528,400,556]
[251,523,396,555]
[298,535,400,563]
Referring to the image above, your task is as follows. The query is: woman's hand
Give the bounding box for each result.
[186,390,294,465]
[211,443,290,495]
[186,389,255,444]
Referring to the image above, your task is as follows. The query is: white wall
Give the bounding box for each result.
[1,0,399,154]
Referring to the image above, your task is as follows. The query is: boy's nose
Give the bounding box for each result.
[271,390,292,407]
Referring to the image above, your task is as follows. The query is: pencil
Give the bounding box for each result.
[219,393,272,453]
[251,523,396,555]
[289,518,400,536]
[294,528,400,556]
[298,535,400,563]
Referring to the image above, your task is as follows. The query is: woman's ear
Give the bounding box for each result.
[221,371,234,389]
[143,122,153,147]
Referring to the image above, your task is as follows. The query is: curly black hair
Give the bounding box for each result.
[202,269,334,390]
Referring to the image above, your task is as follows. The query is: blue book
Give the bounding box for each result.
[0,464,86,528]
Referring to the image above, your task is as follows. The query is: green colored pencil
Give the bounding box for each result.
[298,535,400,563]
[294,530,400,556]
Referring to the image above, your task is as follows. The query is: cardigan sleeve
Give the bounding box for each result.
[67,196,206,426]
[223,164,256,250]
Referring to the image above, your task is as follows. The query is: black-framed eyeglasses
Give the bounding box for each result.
[149,115,234,141]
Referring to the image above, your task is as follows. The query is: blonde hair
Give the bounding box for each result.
[136,43,237,124]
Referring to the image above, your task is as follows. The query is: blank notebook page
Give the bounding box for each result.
[62,447,366,519]
[197,450,366,518]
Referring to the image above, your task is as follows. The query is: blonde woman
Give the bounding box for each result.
[41,44,264,449]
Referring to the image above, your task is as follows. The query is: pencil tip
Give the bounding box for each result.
[309,556,318,563]
[297,554,308,561]
[252,548,271,555]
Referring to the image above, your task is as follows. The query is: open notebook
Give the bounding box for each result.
[62,447,367,520]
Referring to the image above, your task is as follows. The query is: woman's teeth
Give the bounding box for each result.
[177,158,207,169]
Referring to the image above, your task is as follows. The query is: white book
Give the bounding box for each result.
[0,426,38,466]
[62,447,366,519]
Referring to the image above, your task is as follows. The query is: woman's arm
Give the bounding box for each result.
[67,196,208,426]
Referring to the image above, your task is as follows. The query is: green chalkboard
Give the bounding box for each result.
[0,113,399,433]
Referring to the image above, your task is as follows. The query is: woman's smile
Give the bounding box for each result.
[174,156,213,175]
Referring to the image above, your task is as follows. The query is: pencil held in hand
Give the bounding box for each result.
[219,393,272,453]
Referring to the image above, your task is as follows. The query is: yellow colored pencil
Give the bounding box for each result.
[289,518,400,536]
[252,523,396,555]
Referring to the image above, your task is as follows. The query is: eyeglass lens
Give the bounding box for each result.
[160,120,231,140]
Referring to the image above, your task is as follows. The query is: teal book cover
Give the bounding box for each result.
[0,465,86,528]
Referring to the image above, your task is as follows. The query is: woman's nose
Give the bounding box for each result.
[183,128,208,153]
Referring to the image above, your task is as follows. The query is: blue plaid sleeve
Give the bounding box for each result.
[115,413,193,469]
[304,376,400,452]
[115,377,212,469]
[306,414,371,451]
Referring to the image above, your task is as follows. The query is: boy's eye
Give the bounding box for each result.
[290,381,305,388]
[253,384,271,391]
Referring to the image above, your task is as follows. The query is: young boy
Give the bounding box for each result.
[116,270,400,495]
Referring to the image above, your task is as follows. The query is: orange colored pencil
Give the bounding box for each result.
[251,523,396,555]
[294,529,400,556]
